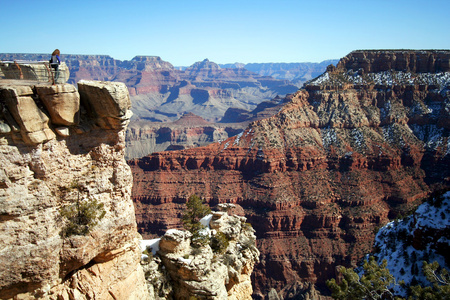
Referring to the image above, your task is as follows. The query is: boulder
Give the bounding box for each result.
[158,229,192,255]
[35,84,80,126]
[77,80,131,130]
[0,84,55,144]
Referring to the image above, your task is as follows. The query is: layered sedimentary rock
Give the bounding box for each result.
[143,209,260,299]
[0,80,148,299]
[129,50,450,298]
[125,97,287,160]
[125,113,245,159]
[127,58,298,122]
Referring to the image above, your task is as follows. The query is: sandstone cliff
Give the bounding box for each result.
[0,80,148,299]
[142,208,260,299]
[129,50,450,298]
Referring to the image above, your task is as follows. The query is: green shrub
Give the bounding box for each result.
[182,195,211,233]
[60,198,106,237]
[326,256,400,300]
[409,261,449,299]
[210,231,229,254]
[190,227,210,249]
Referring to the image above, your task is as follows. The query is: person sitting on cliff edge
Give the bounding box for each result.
[49,49,61,83]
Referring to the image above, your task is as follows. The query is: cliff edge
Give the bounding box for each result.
[0,80,148,299]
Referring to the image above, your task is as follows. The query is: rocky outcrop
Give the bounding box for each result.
[0,81,148,299]
[142,210,260,299]
[1,84,57,144]
[129,50,450,298]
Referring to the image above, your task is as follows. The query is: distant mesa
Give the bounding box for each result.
[186,58,221,71]
[173,112,210,126]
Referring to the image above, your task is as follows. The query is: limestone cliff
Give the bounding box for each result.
[142,208,260,299]
[0,80,148,299]
[129,50,450,298]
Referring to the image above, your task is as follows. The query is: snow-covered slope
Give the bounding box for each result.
[372,191,450,296]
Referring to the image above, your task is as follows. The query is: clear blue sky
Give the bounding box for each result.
[2,0,449,66]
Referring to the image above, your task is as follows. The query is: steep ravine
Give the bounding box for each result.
[129,50,450,298]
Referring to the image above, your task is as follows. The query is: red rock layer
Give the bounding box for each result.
[129,50,450,298]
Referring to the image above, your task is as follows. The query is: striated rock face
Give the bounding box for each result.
[129,50,450,298]
[0,81,148,299]
[125,113,245,159]
[125,97,286,159]
[336,50,450,73]
[142,210,260,299]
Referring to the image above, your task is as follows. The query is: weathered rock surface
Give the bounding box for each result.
[0,84,56,144]
[35,84,80,126]
[0,60,70,84]
[78,80,132,130]
[142,211,260,299]
[129,50,450,298]
[0,81,148,299]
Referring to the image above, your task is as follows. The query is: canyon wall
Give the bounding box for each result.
[129,50,450,298]
[224,60,339,87]
[125,113,245,160]
[125,98,287,159]
[0,80,148,299]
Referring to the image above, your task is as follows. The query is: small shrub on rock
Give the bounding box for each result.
[60,198,106,237]
[210,231,229,254]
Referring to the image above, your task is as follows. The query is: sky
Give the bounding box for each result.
[1,0,449,66]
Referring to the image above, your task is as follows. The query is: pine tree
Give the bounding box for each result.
[182,195,211,248]
[409,261,449,300]
[326,256,403,300]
